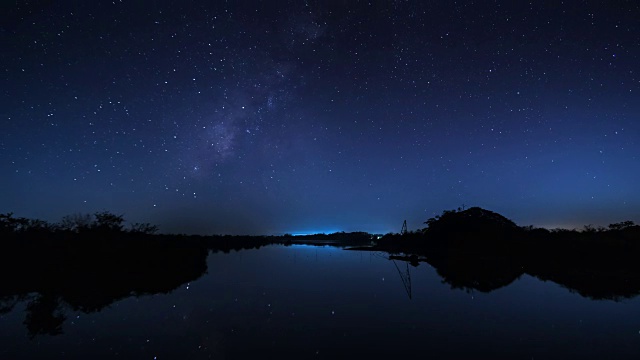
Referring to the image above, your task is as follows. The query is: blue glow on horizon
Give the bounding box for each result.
[288,229,342,236]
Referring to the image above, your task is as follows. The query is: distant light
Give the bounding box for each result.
[288,229,341,236]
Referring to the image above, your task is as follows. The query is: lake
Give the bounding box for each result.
[2,244,640,359]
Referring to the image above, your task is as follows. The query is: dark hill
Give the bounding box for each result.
[424,207,520,238]
[374,207,523,255]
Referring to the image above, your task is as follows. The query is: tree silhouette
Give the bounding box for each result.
[60,213,92,232]
[91,211,124,232]
[0,212,29,234]
[129,222,159,234]
[609,221,636,231]
[24,295,66,338]
[59,211,125,233]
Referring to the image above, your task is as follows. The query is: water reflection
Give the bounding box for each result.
[2,244,640,359]
[384,243,640,301]
[0,240,209,338]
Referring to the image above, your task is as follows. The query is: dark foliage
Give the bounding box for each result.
[2,207,639,338]
[371,207,640,300]
[423,207,521,238]
[0,211,378,338]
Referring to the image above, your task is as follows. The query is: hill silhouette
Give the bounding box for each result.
[424,206,520,237]
[371,206,640,300]
[2,207,640,339]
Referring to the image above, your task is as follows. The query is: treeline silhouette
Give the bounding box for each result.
[0,212,211,338]
[0,211,373,338]
[0,211,373,251]
[373,207,640,300]
[3,208,639,337]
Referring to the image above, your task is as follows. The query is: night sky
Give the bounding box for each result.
[2,1,638,235]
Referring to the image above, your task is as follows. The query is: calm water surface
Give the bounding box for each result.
[2,244,640,359]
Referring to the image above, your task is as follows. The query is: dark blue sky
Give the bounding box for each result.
[2,1,638,235]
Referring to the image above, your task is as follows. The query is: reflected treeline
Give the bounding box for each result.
[0,234,210,338]
[3,207,640,337]
[0,212,249,338]
[373,207,640,300]
[0,211,373,338]
[0,233,288,338]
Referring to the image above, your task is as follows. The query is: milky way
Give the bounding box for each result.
[2,1,639,234]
